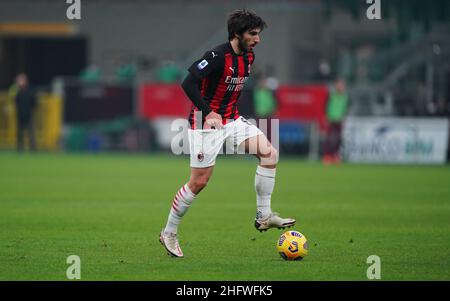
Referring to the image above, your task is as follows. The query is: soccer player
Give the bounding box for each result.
[159,9,295,257]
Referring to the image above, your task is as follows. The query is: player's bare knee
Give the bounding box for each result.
[260,147,278,166]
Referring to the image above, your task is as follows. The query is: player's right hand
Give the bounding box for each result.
[204,111,223,130]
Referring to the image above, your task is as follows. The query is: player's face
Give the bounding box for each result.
[239,28,261,52]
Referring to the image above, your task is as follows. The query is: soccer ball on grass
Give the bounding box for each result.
[276,230,308,261]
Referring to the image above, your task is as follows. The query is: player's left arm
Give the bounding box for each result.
[182,50,224,116]
[182,50,225,128]
[181,74,212,116]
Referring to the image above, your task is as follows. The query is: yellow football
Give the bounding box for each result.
[276,230,308,261]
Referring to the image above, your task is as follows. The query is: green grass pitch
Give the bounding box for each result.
[1,152,449,280]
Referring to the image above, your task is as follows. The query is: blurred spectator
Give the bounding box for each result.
[156,60,182,83]
[323,78,348,164]
[116,63,137,82]
[254,78,277,118]
[14,73,37,152]
[253,77,278,142]
[80,65,101,83]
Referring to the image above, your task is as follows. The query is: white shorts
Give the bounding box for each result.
[188,116,263,168]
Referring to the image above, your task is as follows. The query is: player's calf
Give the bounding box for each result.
[188,177,209,194]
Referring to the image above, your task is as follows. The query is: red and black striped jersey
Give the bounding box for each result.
[187,42,255,129]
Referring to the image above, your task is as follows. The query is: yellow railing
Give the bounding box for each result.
[0,91,63,151]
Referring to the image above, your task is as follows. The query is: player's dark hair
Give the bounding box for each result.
[227,9,267,41]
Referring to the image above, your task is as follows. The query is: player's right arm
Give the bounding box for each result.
[182,50,224,129]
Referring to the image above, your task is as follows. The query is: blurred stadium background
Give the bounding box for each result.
[0,0,449,160]
[1,0,450,281]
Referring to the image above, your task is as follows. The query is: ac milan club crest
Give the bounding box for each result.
[197,152,204,162]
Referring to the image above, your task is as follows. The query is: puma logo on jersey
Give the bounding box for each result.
[229,67,235,73]
[211,51,218,58]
